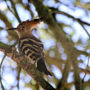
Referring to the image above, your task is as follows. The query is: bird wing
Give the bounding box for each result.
[19,36,44,64]
[19,36,52,76]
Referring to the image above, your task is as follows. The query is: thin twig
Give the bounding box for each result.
[82,57,90,81]
[0,54,6,68]
[56,59,71,90]
[50,9,90,38]
[81,57,90,90]
[17,67,21,90]
[0,54,6,90]
[79,23,90,38]
[10,0,21,23]
[4,0,15,15]
[50,9,90,26]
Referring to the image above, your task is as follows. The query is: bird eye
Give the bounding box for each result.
[22,26,25,30]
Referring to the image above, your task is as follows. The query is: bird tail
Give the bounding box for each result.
[37,59,52,76]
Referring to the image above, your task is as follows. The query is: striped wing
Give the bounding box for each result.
[19,36,52,76]
[19,36,44,64]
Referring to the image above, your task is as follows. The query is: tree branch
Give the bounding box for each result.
[50,9,90,38]
[10,0,21,23]
[30,1,82,89]
[0,42,56,90]
[50,8,90,26]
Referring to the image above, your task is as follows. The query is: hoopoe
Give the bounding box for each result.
[7,18,52,76]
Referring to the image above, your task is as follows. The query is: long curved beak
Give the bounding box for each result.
[7,28,18,31]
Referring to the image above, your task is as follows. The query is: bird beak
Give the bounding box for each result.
[7,28,18,31]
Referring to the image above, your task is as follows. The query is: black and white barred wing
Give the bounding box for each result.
[19,36,43,63]
[19,36,52,76]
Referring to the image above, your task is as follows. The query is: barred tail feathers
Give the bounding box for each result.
[37,59,52,76]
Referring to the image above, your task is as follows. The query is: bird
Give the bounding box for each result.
[7,18,52,76]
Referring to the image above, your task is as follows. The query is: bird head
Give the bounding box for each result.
[7,17,43,38]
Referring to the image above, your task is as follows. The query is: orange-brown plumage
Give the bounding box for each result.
[15,19,41,38]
